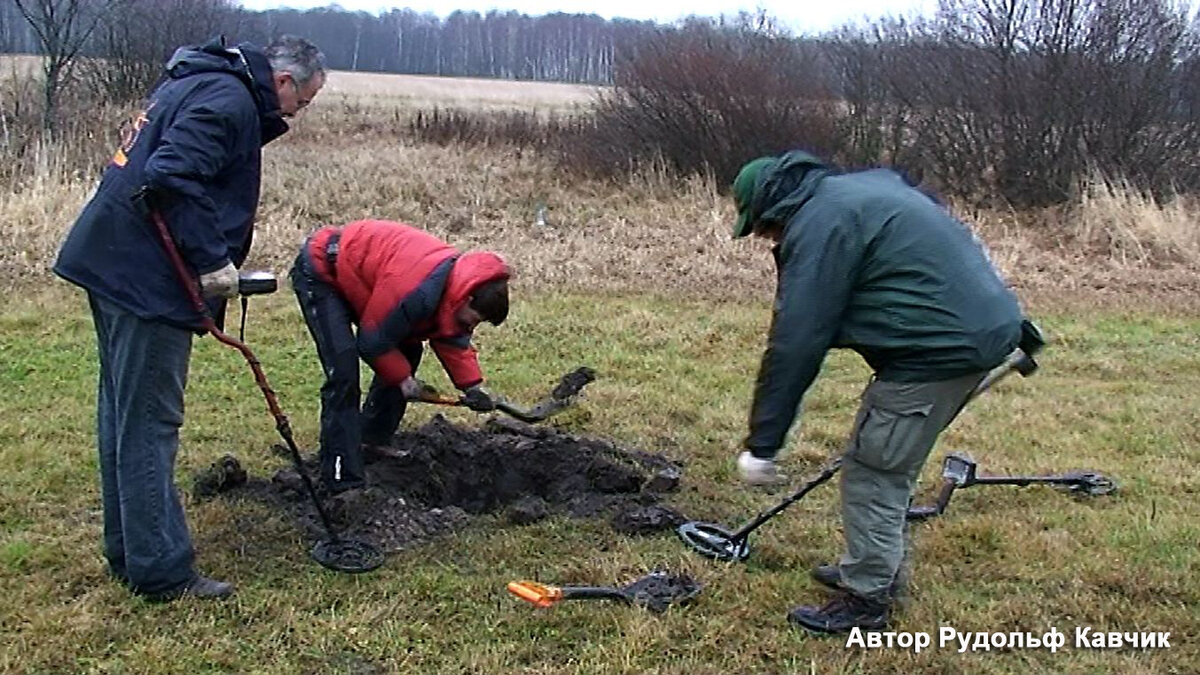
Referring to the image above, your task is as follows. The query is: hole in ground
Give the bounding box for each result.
[207,415,688,554]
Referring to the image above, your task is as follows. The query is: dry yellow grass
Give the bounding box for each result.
[1074,175,1200,266]
[324,69,603,112]
[1,66,1198,314]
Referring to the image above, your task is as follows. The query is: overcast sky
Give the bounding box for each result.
[235,0,942,35]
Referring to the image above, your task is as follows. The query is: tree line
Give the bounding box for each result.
[1,1,662,84]
[3,0,1198,204]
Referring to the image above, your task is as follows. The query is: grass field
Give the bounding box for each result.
[0,290,1196,673]
[1,62,1198,673]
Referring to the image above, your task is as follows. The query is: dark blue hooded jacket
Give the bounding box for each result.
[54,37,289,328]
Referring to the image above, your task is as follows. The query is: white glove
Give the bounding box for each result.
[199,261,239,299]
[737,451,787,486]
[400,376,439,401]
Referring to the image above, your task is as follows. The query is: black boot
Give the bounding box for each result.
[143,576,234,603]
[788,591,889,634]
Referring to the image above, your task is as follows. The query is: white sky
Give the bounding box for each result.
[235,0,943,35]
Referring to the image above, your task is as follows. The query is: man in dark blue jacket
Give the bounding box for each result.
[53,35,325,602]
[729,151,1026,633]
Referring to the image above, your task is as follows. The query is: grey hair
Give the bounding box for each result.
[264,35,326,86]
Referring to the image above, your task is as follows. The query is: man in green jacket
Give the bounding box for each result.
[729,151,1025,633]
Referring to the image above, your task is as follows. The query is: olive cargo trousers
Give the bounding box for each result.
[838,372,986,600]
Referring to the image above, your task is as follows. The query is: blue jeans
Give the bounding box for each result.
[89,293,196,596]
[290,251,418,493]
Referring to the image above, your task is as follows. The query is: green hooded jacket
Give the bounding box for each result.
[744,152,1024,455]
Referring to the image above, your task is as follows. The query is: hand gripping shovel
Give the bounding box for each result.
[149,209,383,574]
[678,324,1045,563]
[506,571,702,613]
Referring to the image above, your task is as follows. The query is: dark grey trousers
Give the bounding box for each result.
[289,252,420,493]
[89,293,197,596]
[838,372,986,600]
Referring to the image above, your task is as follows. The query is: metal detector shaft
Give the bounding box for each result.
[970,476,1085,486]
[150,210,342,543]
[725,346,1035,544]
[726,460,842,545]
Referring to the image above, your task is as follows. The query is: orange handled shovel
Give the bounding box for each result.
[506,572,701,613]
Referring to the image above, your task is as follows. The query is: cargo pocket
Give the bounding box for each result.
[850,399,935,473]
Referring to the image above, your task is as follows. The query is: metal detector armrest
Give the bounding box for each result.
[1012,319,1045,375]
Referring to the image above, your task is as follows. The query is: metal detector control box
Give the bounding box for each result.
[941,452,977,486]
[238,271,278,296]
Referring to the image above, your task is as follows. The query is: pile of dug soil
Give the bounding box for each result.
[205,416,687,554]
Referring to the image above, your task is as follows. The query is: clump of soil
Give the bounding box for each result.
[220,415,686,554]
[552,367,596,399]
[193,454,247,498]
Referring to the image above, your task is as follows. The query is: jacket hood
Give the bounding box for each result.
[436,252,510,335]
[165,37,289,145]
[749,151,835,230]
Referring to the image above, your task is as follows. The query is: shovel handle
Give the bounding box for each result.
[507,581,563,608]
[417,393,463,406]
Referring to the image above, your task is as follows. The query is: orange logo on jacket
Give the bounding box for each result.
[111,101,155,168]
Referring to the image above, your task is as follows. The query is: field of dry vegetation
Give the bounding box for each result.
[2,65,1197,311]
[1,65,1198,674]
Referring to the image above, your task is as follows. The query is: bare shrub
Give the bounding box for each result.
[0,69,122,190]
[848,0,1200,208]
[406,107,577,149]
[566,19,844,187]
[86,0,244,104]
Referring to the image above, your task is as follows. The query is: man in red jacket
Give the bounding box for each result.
[289,220,511,494]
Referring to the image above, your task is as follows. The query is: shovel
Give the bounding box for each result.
[506,571,701,613]
[414,367,595,423]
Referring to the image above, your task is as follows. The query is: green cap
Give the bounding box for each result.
[731,157,776,238]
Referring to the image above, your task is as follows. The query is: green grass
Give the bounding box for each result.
[0,290,1196,674]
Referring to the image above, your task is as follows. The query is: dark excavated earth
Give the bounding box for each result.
[196,415,688,554]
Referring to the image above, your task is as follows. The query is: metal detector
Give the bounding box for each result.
[905,451,1117,521]
[149,209,383,574]
[678,324,1044,563]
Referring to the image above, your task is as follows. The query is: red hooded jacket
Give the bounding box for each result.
[305,220,509,388]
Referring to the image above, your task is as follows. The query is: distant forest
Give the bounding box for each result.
[0,1,774,84]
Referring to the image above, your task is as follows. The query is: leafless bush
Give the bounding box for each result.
[406,107,577,149]
[834,0,1200,208]
[86,0,244,104]
[0,70,120,190]
[566,19,844,187]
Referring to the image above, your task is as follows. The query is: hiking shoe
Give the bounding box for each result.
[788,592,890,634]
[737,451,786,486]
[144,576,234,603]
